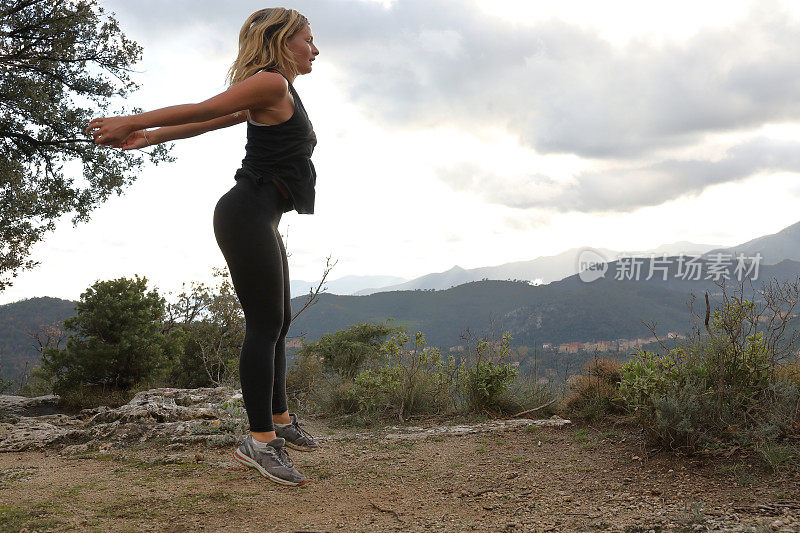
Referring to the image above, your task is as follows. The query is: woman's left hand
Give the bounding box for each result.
[86,116,136,146]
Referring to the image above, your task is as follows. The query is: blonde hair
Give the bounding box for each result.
[225,8,310,87]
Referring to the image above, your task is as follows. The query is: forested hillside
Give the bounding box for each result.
[0,297,77,381]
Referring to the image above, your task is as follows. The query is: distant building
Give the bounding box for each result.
[286,338,303,348]
[449,345,465,352]
[542,343,552,349]
[558,342,582,354]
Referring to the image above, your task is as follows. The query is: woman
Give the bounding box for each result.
[86,7,320,487]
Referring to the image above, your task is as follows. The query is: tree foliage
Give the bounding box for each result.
[296,320,401,379]
[165,269,245,388]
[40,275,181,393]
[0,0,174,291]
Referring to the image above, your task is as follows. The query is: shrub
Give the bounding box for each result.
[620,282,800,451]
[296,321,399,379]
[460,359,518,413]
[285,352,325,413]
[489,373,558,418]
[347,330,457,421]
[308,372,361,417]
[456,331,519,414]
[290,321,539,425]
[58,383,136,411]
[564,357,626,422]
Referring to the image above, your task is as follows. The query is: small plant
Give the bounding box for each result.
[677,499,707,528]
[457,330,519,414]
[217,398,249,436]
[573,428,591,443]
[754,442,799,473]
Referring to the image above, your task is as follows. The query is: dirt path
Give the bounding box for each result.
[0,417,798,532]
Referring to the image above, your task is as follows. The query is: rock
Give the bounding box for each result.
[0,394,62,418]
[0,387,243,452]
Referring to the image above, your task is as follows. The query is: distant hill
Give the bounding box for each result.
[290,274,407,299]
[0,297,77,381]
[288,257,800,349]
[353,242,723,296]
[291,278,692,349]
[703,220,800,265]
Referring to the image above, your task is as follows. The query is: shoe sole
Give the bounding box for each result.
[284,441,319,452]
[233,449,307,486]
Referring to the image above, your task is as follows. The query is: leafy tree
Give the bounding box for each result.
[165,270,244,388]
[41,275,182,393]
[0,0,174,291]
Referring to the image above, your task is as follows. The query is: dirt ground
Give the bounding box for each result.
[0,417,798,532]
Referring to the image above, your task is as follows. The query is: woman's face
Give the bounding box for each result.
[287,24,319,75]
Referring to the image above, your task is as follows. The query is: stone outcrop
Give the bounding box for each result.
[0,387,244,453]
[0,394,62,419]
[0,387,571,453]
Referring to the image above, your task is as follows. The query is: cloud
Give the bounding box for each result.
[104,0,800,159]
[101,0,800,214]
[436,137,800,213]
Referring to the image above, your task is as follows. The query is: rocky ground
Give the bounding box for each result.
[0,388,798,532]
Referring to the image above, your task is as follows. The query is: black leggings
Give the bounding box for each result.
[213,171,294,432]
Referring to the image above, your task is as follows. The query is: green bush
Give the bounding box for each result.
[296,321,399,379]
[455,331,519,414]
[347,365,401,413]
[286,352,325,413]
[346,330,457,421]
[620,292,800,451]
[164,273,243,388]
[308,372,361,416]
[459,359,518,413]
[290,322,543,425]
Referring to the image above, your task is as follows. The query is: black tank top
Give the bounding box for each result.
[236,68,317,214]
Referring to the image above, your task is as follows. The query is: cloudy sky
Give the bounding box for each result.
[3,0,800,304]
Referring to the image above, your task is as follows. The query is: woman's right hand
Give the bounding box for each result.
[116,130,151,150]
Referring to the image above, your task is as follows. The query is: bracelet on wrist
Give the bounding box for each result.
[142,129,150,146]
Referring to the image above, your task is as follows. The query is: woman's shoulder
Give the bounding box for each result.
[246,69,289,97]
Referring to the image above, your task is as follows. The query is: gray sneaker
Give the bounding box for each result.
[233,436,307,486]
[274,413,319,452]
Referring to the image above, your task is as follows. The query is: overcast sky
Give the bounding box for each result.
[3,0,800,305]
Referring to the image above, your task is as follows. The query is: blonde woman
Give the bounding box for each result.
[86,7,320,486]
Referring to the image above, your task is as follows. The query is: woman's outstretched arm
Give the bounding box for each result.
[87,71,288,146]
[115,112,248,150]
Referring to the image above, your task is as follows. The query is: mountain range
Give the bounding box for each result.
[291,220,800,296]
